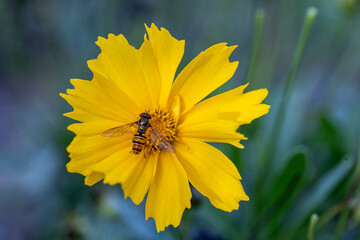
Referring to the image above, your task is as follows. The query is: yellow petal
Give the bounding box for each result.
[85,171,104,186]
[91,150,154,203]
[60,78,138,123]
[136,37,162,108]
[67,120,125,136]
[236,104,270,123]
[169,95,181,124]
[145,152,191,232]
[91,148,137,185]
[177,85,269,146]
[87,151,157,205]
[219,88,270,123]
[169,43,238,114]
[121,153,158,205]
[175,138,249,212]
[85,148,154,205]
[91,71,142,120]
[66,134,132,173]
[178,84,249,124]
[145,24,185,108]
[88,33,153,110]
[177,120,247,148]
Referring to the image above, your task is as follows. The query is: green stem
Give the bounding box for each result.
[332,208,350,240]
[307,214,319,240]
[344,142,360,201]
[246,8,265,84]
[262,7,318,176]
[308,145,359,235]
[283,7,318,100]
[253,6,318,229]
[317,202,344,229]
[232,9,265,171]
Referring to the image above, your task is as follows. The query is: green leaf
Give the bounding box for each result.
[285,158,354,238]
[259,148,309,238]
[269,150,307,206]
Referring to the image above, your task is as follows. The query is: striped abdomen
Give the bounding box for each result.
[132,130,147,154]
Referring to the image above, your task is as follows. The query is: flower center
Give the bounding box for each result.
[145,109,177,153]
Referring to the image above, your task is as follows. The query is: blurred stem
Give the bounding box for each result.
[357,143,360,190]
[317,202,344,228]
[260,7,318,181]
[344,142,360,201]
[268,6,318,165]
[331,144,360,239]
[332,208,350,240]
[307,214,319,240]
[283,7,318,100]
[232,9,265,170]
[246,8,265,84]
[317,144,359,230]
[253,7,318,231]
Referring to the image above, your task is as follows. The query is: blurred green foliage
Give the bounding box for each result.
[0,0,359,240]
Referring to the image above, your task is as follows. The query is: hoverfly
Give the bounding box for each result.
[101,112,175,155]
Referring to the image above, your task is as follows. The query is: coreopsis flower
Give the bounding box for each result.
[60,24,270,232]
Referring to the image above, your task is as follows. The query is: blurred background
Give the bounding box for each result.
[1,0,360,239]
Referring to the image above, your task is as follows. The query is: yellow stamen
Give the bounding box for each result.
[144,109,177,154]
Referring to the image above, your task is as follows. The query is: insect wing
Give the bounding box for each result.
[101,122,137,137]
[149,126,175,153]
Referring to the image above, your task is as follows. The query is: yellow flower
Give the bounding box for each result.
[60,23,270,232]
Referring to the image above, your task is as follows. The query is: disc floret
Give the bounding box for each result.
[144,109,177,153]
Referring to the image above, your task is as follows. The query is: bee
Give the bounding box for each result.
[101,112,175,155]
